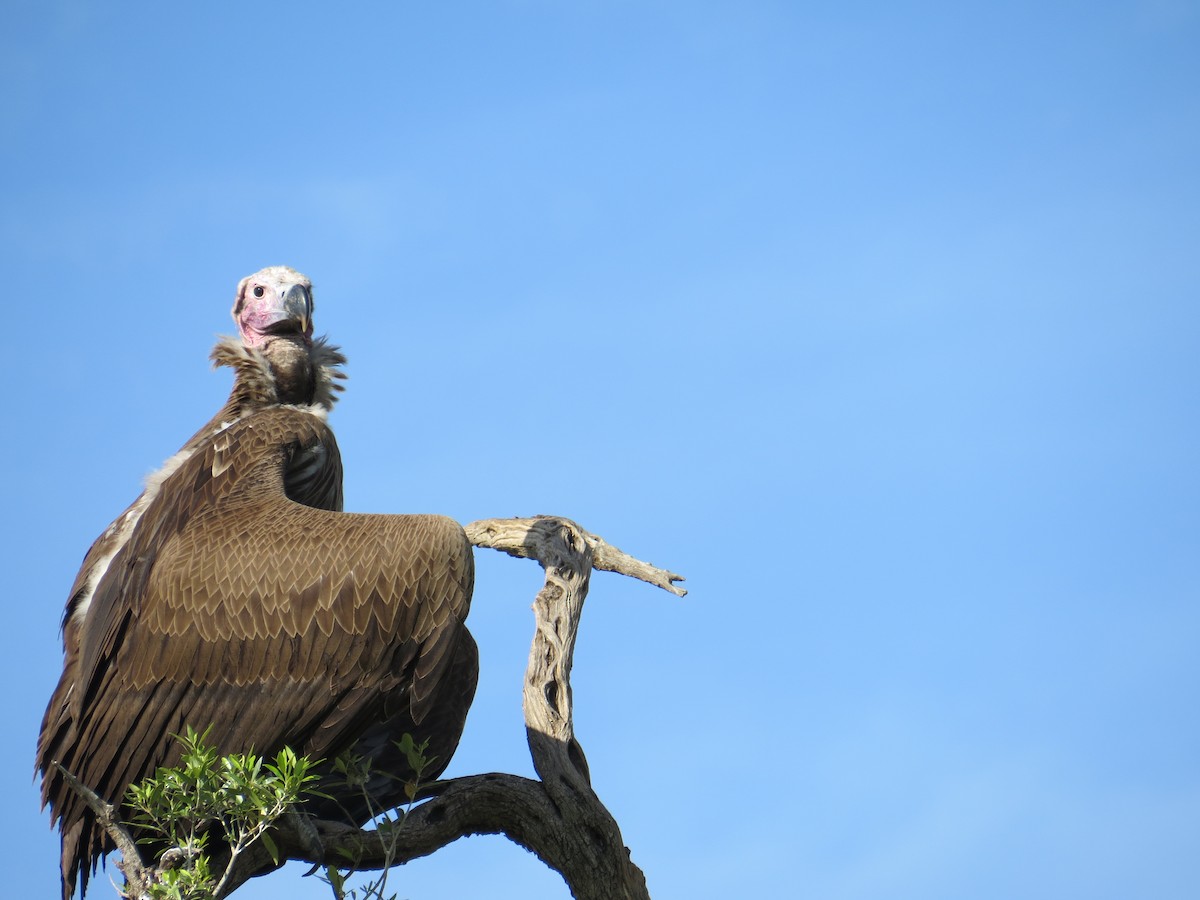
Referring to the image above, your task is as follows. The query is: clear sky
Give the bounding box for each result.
[3,2,1198,898]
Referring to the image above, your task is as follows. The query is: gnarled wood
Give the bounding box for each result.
[64,516,683,900]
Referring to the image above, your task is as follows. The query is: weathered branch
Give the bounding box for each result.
[51,764,151,900]
[64,516,681,899]
[465,516,687,597]
[467,515,673,899]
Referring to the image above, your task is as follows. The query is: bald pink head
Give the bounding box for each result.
[232,266,314,348]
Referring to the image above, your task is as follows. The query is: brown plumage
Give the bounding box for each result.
[37,267,478,899]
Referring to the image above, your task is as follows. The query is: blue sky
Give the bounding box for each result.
[3,2,1198,898]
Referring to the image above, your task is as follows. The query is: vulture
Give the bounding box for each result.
[37,266,478,900]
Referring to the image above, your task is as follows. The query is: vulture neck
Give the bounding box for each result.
[206,334,346,429]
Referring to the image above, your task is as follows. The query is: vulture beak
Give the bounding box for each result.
[281,283,313,339]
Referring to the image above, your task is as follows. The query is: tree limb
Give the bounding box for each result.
[465,516,687,597]
[50,763,151,900]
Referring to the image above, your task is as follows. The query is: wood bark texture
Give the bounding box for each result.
[71,515,684,900]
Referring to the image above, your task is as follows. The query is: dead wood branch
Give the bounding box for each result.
[51,764,151,900]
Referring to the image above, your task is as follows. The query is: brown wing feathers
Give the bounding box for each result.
[43,405,477,899]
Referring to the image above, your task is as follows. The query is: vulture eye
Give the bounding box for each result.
[253,286,265,298]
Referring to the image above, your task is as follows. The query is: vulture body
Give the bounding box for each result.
[37,267,478,900]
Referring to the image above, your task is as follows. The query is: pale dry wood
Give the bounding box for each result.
[60,515,680,900]
[489,515,653,900]
[465,516,687,597]
[50,764,151,900]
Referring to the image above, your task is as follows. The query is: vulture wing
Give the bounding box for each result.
[40,405,477,899]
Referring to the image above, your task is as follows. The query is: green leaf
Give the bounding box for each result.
[259,831,280,865]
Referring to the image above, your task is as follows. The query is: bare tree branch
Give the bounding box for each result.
[51,764,150,900]
[465,516,687,597]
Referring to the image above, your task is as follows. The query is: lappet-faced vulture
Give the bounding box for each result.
[37,267,478,899]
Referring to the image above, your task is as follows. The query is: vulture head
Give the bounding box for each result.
[233,265,314,348]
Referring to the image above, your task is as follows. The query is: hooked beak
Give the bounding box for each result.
[280,282,313,338]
